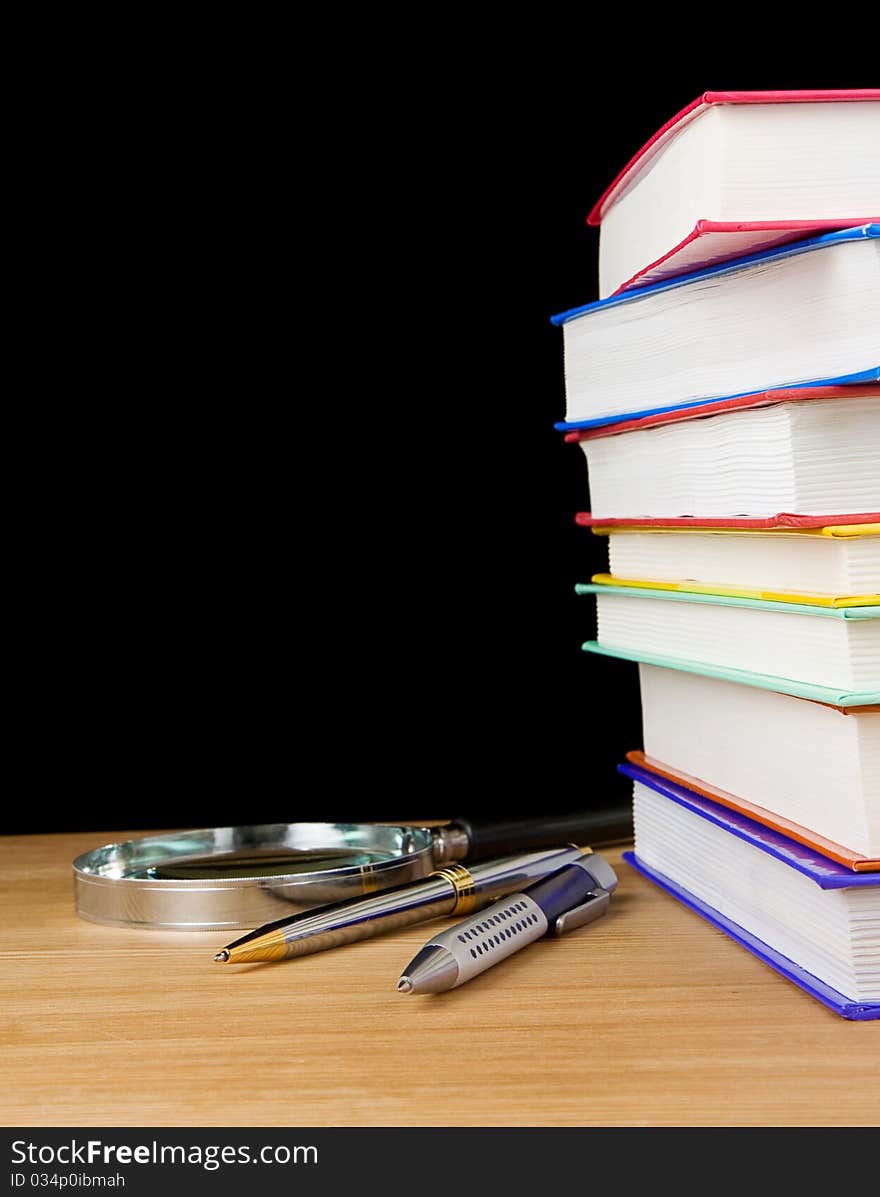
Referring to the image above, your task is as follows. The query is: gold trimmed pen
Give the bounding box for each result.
[212,846,584,964]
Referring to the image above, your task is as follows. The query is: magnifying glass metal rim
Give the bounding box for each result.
[72,822,447,932]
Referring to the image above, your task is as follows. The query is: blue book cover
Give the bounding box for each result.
[552,223,879,432]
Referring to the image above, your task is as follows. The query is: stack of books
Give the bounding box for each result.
[554,90,880,1019]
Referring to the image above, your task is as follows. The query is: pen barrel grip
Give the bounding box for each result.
[454,809,632,862]
[434,893,549,988]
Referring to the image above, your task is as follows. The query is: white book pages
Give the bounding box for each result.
[594,592,879,692]
[638,664,880,856]
[581,395,880,519]
[605,530,880,595]
[632,782,880,1002]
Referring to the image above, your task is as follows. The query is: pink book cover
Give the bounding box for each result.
[589,90,880,295]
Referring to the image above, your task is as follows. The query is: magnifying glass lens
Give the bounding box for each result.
[149,847,395,879]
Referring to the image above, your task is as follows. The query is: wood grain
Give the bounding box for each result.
[1,831,878,1127]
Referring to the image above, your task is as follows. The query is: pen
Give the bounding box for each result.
[213,845,585,964]
[396,851,617,993]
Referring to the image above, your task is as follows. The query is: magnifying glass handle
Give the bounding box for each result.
[452,808,632,862]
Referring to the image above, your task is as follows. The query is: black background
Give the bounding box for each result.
[19,55,877,834]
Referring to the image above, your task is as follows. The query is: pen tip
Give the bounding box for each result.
[397,977,413,993]
[213,950,230,963]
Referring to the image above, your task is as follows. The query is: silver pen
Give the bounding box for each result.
[213,845,585,964]
[397,851,617,993]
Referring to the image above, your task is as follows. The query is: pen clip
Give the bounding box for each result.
[551,887,611,936]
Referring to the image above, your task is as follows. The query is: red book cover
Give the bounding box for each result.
[563,385,880,444]
[575,512,880,531]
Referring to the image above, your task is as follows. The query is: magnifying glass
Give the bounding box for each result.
[72,809,631,930]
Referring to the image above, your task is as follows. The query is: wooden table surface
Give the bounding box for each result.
[2,830,878,1127]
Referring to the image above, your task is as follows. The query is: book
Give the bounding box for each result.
[575,393,880,520]
[551,224,879,431]
[621,762,880,1019]
[628,752,879,874]
[588,90,880,297]
[591,523,880,600]
[632,751,880,876]
[576,583,880,704]
[632,664,880,860]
